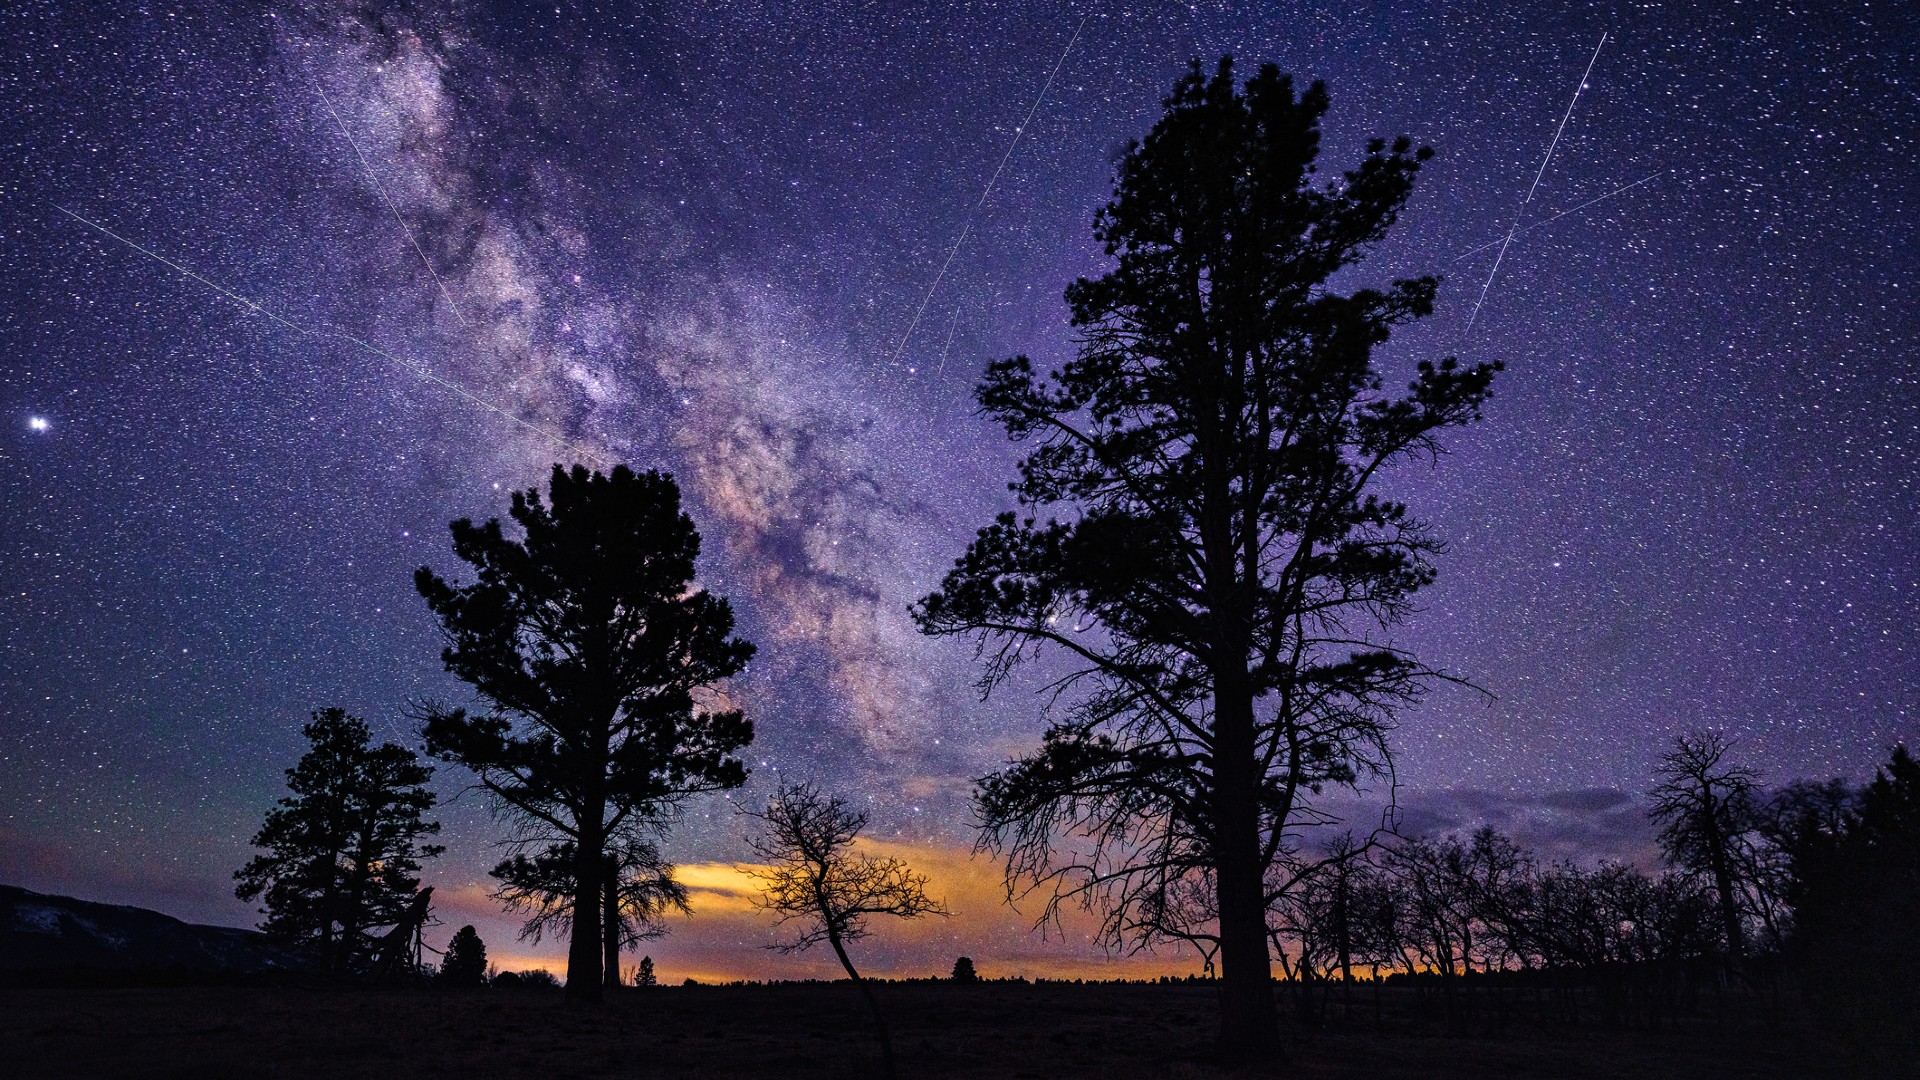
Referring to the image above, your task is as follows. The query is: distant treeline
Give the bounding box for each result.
[1265,735,1918,1065]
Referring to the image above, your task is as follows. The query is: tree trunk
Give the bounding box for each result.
[1705,826,1745,973]
[567,815,605,1003]
[603,858,623,989]
[827,930,895,1080]
[1211,671,1279,1062]
[341,811,378,975]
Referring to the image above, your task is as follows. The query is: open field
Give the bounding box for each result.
[0,981,1876,1079]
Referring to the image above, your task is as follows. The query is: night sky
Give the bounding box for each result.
[2,1,1915,980]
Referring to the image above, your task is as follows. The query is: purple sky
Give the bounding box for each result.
[2,1,1913,978]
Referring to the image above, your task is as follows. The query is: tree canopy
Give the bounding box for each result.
[1785,745,1920,1065]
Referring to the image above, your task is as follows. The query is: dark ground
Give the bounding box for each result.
[0,981,1885,1079]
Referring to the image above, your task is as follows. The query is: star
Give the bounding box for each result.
[27,415,50,432]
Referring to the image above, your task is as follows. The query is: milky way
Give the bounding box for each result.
[2,1,1914,977]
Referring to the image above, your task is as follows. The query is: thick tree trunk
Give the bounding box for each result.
[1212,671,1279,1062]
[567,816,605,1003]
[1703,819,1744,963]
[603,859,623,989]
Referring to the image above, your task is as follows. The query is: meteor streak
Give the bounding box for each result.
[888,14,1087,369]
[52,202,606,465]
[309,76,470,327]
[933,304,961,378]
[1450,171,1665,264]
[1462,32,1608,336]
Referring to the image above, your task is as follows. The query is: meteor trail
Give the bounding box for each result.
[1450,170,1665,264]
[52,202,606,465]
[309,76,470,327]
[933,304,961,378]
[888,14,1087,369]
[1462,32,1607,336]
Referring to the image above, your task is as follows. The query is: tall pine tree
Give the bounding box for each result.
[915,58,1497,1057]
[415,464,754,1002]
[235,708,442,974]
[1789,745,1920,1066]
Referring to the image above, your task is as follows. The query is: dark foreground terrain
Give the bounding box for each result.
[0,981,1876,1079]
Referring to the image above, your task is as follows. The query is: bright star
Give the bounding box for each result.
[27,416,49,432]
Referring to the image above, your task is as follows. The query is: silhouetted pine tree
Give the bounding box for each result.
[915,57,1497,1059]
[441,925,487,987]
[235,708,442,974]
[415,465,754,1003]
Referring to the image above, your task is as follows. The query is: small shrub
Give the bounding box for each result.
[491,968,561,990]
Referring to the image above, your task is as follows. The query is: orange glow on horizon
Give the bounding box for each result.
[438,836,1213,984]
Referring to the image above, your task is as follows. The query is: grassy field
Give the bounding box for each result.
[0,981,1875,1078]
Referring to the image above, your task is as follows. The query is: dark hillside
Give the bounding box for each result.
[0,884,303,977]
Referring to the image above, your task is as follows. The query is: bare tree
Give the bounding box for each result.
[1268,833,1385,1025]
[743,784,950,1078]
[1648,731,1761,974]
[1382,835,1475,1022]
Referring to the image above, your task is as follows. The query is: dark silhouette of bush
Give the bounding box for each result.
[634,955,658,987]
[524,968,562,989]
[951,957,978,983]
[490,968,560,990]
[440,925,486,987]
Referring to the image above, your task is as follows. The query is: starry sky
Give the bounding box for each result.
[2,1,1915,980]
